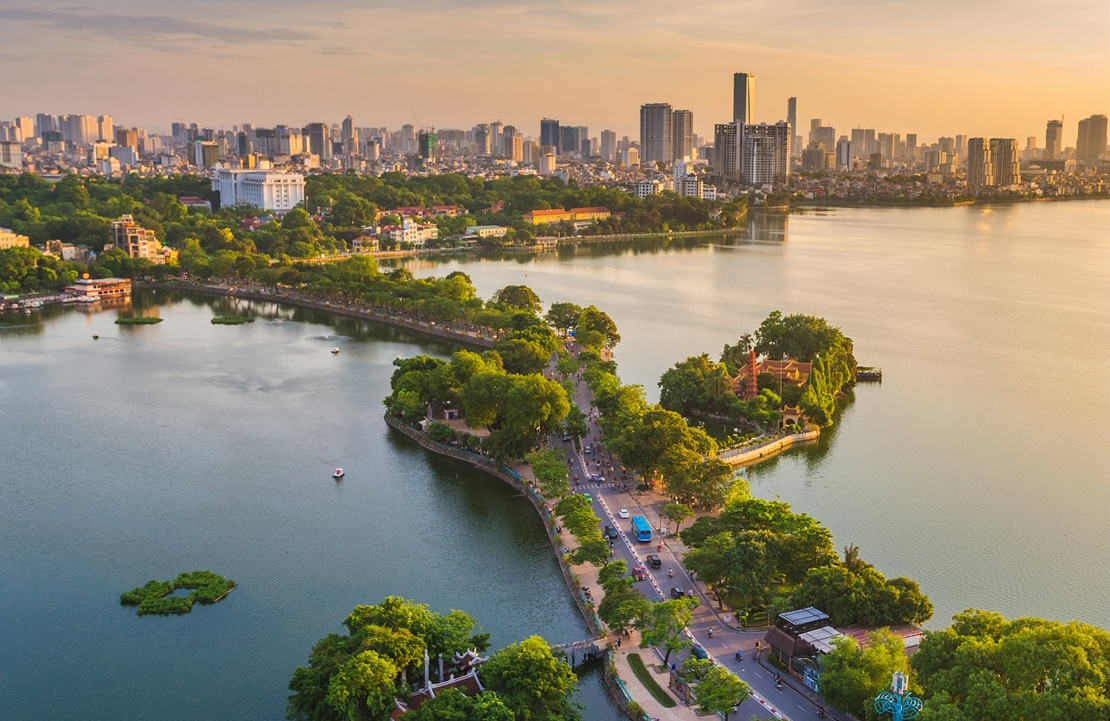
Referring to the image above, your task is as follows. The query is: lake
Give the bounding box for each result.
[1,199,1106,720]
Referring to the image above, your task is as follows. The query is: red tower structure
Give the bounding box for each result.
[743,350,759,400]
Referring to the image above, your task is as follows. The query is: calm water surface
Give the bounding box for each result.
[398,201,1110,631]
[0,298,621,721]
[2,201,1106,720]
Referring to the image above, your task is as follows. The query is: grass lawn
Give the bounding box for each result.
[627,653,677,708]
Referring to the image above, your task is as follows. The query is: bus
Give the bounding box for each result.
[630,515,652,543]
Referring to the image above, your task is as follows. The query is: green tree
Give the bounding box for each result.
[819,630,911,718]
[693,664,750,721]
[490,284,542,315]
[912,610,1110,721]
[525,448,570,499]
[325,649,399,721]
[661,502,694,534]
[479,636,581,721]
[576,305,620,349]
[639,598,698,667]
[545,302,582,335]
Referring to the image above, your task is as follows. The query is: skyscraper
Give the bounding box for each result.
[787,97,797,156]
[733,73,755,124]
[303,123,331,161]
[1045,119,1063,159]
[540,118,560,154]
[640,103,673,164]
[341,115,358,159]
[1076,114,1108,164]
[672,109,694,161]
[966,138,993,190]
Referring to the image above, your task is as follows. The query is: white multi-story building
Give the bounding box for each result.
[0,141,22,169]
[212,169,305,212]
[632,179,664,198]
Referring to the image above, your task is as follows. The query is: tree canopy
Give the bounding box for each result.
[911,609,1110,721]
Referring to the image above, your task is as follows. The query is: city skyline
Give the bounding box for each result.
[1,0,1107,143]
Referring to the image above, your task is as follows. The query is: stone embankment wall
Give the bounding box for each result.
[144,281,495,350]
[719,429,820,467]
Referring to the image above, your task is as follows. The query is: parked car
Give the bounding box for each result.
[670,587,686,599]
[604,525,618,539]
[631,566,646,581]
[617,508,630,519]
[646,554,662,569]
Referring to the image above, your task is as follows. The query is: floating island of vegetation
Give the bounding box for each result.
[120,571,236,616]
[115,316,163,325]
[211,316,255,325]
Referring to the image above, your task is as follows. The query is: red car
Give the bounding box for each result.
[631,566,646,581]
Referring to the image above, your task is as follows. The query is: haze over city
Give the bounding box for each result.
[3,0,1107,142]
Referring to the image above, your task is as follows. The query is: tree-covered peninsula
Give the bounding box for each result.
[287,596,580,721]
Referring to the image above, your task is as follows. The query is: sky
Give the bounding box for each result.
[2,0,1108,146]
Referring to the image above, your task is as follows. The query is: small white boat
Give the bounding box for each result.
[330,347,340,355]
[332,468,344,479]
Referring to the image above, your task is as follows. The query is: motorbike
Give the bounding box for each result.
[817,708,827,719]
[734,650,743,662]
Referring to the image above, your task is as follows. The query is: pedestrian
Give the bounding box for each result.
[616,637,622,648]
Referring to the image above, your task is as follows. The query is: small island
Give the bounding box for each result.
[114,316,163,325]
[120,570,236,616]
[210,315,255,325]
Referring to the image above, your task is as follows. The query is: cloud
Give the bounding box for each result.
[0,8,315,44]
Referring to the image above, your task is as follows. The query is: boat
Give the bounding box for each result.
[332,468,344,479]
[330,347,340,355]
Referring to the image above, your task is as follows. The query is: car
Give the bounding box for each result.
[617,508,630,519]
[604,525,618,539]
[646,554,662,569]
[670,587,686,599]
[690,644,708,660]
[580,492,592,502]
[583,445,592,454]
[631,566,646,581]
[562,435,571,442]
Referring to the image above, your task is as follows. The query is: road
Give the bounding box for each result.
[546,353,837,721]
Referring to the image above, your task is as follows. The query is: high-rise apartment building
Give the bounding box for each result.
[733,73,755,124]
[714,122,739,178]
[640,103,673,164]
[672,110,694,162]
[600,130,617,162]
[812,126,836,151]
[850,128,876,158]
[540,118,560,154]
[97,115,112,142]
[740,122,791,186]
[905,134,918,161]
[966,138,994,189]
[989,138,1020,186]
[418,131,437,163]
[1045,119,1063,159]
[1076,114,1108,164]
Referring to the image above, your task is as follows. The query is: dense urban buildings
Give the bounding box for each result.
[1076,114,1108,165]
